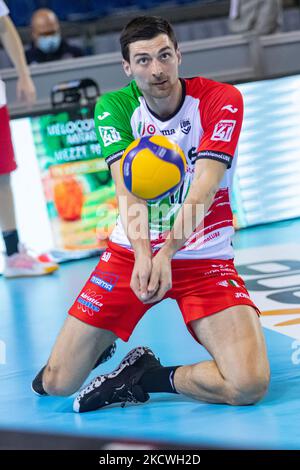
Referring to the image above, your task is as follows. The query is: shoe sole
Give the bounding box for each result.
[4,265,58,278]
[73,346,153,413]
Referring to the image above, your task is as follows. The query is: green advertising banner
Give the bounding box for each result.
[30,106,117,252]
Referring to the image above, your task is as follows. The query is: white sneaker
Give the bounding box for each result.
[3,244,59,278]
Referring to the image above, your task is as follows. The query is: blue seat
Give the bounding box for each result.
[137,0,167,9]
[5,0,36,26]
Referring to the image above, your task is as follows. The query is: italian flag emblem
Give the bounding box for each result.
[228,280,239,287]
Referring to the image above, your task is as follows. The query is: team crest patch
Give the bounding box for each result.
[211,120,236,142]
[98,126,121,147]
[180,118,191,135]
[146,124,156,135]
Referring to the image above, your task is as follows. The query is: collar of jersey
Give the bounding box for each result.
[143,78,186,123]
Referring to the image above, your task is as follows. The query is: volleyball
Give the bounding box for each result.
[120,135,187,201]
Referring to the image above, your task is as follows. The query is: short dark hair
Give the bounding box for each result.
[120,16,178,62]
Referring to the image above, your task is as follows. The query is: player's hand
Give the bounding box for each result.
[142,250,172,304]
[16,74,36,105]
[130,253,153,302]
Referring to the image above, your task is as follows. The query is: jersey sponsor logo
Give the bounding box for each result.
[205,264,236,277]
[197,150,231,165]
[221,105,238,113]
[235,292,250,300]
[211,264,230,268]
[211,120,236,142]
[106,150,125,166]
[204,268,226,276]
[180,118,191,135]
[187,147,199,165]
[91,271,119,292]
[98,126,121,147]
[162,129,175,136]
[101,251,111,263]
[204,231,220,244]
[97,112,111,120]
[78,292,104,312]
[147,124,156,135]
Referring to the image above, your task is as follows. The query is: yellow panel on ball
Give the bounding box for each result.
[131,150,181,199]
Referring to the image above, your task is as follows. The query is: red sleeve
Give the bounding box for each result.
[196,83,244,168]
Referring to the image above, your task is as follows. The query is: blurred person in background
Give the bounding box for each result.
[26,8,84,64]
[0,0,58,277]
[228,0,282,35]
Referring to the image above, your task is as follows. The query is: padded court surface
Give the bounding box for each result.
[1,219,300,449]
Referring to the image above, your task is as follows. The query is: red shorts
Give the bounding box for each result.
[69,241,259,342]
[0,106,17,175]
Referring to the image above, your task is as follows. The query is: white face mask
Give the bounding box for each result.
[37,34,61,53]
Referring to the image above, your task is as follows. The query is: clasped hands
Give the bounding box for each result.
[130,249,172,304]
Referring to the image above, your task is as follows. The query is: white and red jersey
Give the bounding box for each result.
[95,76,244,259]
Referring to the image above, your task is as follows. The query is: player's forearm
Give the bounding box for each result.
[0,16,30,78]
[118,191,152,258]
[160,177,218,259]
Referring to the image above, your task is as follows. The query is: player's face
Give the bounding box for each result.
[123,34,181,99]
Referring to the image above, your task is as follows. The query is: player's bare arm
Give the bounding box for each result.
[143,158,226,304]
[110,160,153,302]
[0,15,36,104]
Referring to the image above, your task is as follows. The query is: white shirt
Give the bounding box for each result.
[0,0,9,106]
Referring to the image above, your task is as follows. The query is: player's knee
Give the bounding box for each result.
[228,371,270,406]
[42,364,76,397]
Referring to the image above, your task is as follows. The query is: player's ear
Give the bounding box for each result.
[122,59,132,77]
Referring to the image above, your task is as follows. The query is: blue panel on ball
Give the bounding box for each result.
[123,137,151,192]
[122,147,139,191]
[146,140,185,178]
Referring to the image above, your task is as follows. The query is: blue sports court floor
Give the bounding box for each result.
[1,218,300,449]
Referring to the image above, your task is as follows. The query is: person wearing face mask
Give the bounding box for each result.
[26,8,84,65]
